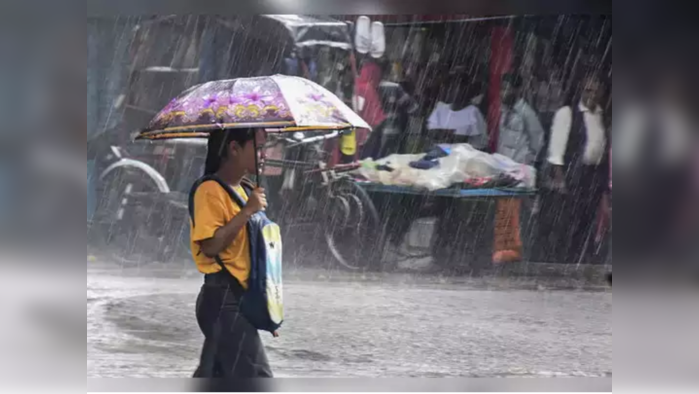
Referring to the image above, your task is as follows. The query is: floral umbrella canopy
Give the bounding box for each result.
[135,75,370,140]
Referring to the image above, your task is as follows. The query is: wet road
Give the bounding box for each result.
[87,262,612,378]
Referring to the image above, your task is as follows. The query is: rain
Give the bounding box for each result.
[86,15,615,379]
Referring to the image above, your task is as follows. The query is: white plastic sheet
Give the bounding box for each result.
[355,144,536,191]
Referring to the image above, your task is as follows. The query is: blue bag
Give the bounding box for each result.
[189,175,283,333]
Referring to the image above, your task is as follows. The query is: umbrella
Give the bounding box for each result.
[135,75,370,141]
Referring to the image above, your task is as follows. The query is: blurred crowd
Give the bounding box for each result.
[345,16,699,270]
[346,33,612,266]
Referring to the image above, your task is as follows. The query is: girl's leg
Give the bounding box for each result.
[216,293,272,378]
[194,286,216,378]
[194,284,273,379]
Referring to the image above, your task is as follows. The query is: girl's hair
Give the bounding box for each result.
[204,128,255,176]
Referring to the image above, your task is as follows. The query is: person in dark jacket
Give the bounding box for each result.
[545,73,609,264]
[356,60,418,159]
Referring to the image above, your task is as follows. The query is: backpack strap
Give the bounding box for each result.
[188,175,249,226]
[240,177,255,197]
[188,177,209,228]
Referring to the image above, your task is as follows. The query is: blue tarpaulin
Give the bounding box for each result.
[356,182,535,199]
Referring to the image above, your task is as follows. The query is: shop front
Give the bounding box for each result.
[340,14,612,267]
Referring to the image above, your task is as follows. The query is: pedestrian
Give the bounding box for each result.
[355,60,419,159]
[354,60,387,158]
[546,73,609,264]
[357,60,421,255]
[493,73,545,264]
[427,75,489,150]
[497,73,545,166]
[191,128,275,379]
[375,61,420,157]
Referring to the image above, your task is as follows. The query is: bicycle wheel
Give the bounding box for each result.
[95,169,167,266]
[324,178,382,271]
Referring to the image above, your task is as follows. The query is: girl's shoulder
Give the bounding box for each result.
[196,179,227,196]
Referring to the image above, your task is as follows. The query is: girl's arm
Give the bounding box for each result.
[199,207,255,258]
[195,187,267,258]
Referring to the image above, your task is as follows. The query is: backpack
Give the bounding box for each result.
[188,175,283,333]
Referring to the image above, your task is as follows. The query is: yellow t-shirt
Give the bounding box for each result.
[190,181,250,288]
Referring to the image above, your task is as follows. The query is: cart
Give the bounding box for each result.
[348,181,537,272]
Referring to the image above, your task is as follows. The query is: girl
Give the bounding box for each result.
[191,128,274,378]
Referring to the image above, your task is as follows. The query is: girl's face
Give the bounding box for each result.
[230,130,267,175]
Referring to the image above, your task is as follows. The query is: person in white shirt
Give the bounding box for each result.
[492,74,545,264]
[498,74,545,165]
[427,77,489,150]
[545,73,609,263]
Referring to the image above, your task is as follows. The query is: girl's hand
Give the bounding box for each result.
[246,187,268,213]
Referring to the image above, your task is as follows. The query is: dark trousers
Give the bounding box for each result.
[539,165,606,264]
[193,274,273,379]
[360,122,386,160]
[565,188,604,264]
[377,133,406,158]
